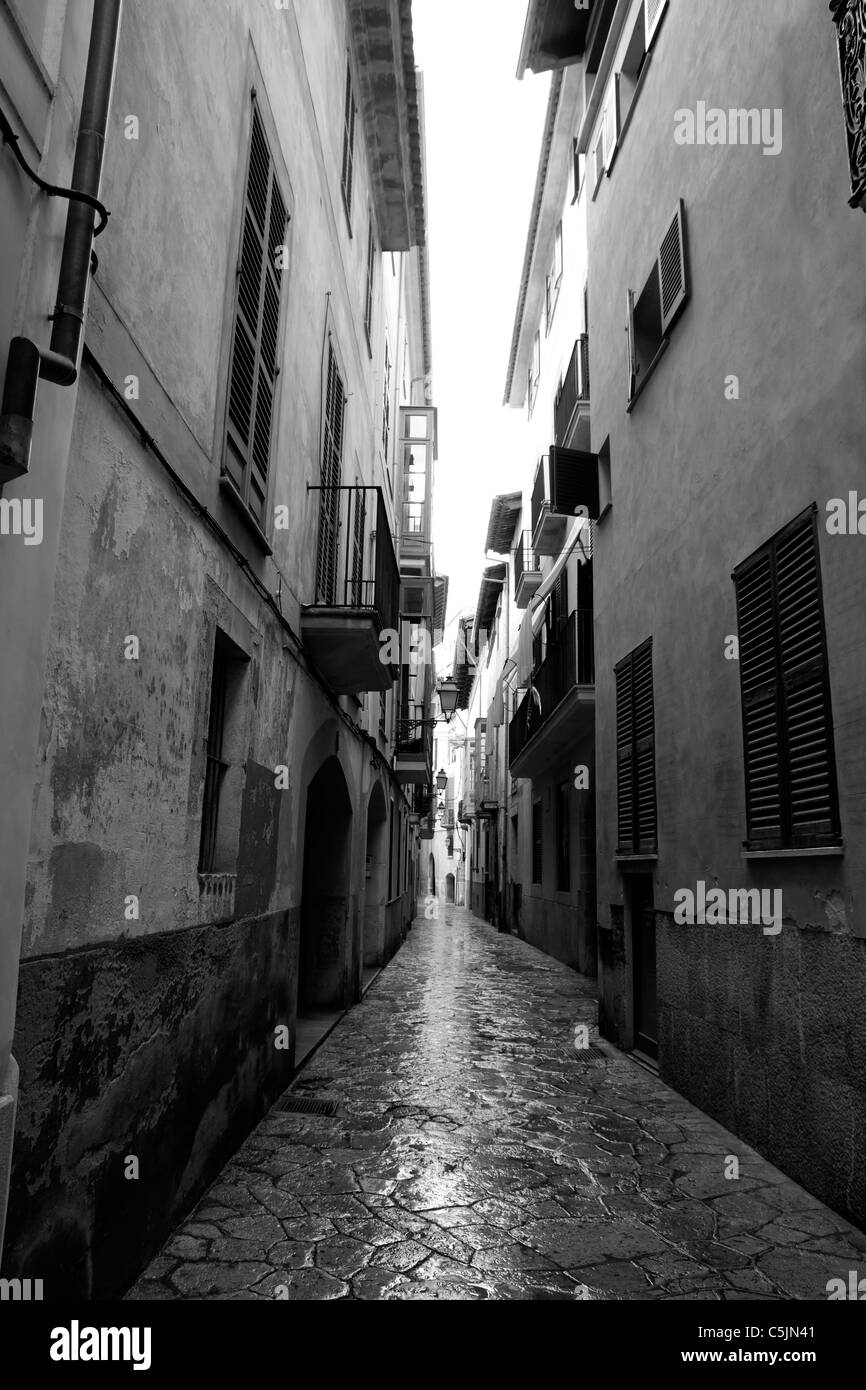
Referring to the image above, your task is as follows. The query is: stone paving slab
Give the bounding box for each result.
[127,907,866,1301]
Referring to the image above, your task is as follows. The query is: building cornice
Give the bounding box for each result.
[347,0,426,252]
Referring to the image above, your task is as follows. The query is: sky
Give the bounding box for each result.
[412,0,551,634]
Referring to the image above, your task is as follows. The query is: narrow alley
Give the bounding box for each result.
[128,908,866,1302]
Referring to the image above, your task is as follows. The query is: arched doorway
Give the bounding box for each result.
[428,852,436,898]
[446,873,455,904]
[363,781,388,977]
[298,757,353,1021]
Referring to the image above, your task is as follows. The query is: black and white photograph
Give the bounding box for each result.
[1,0,865,1365]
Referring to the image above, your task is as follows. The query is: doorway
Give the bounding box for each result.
[445,873,455,904]
[363,782,388,983]
[628,874,657,1059]
[297,757,353,1064]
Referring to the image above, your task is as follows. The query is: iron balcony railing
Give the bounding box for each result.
[395,716,433,768]
[313,485,399,633]
[514,532,540,596]
[410,783,434,817]
[554,334,590,446]
[509,609,594,765]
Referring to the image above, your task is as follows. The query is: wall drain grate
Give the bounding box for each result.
[274,1096,340,1116]
[574,1046,613,1063]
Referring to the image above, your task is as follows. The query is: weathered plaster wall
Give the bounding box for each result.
[5,0,421,1293]
[587,0,866,1226]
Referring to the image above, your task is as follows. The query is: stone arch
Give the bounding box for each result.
[363,779,389,970]
[298,755,353,1016]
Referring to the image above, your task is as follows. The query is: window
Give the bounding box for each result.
[447,835,454,858]
[379,690,388,744]
[546,221,564,333]
[316,344,346,603]
[199,631,249,874]
[616,638,656,855]
[364,218,376,351]
[341,59,356,227]
[224,102,289,529]
[734,508,840,851]
[626,199,688,407]
[645,0,669,47]
[532,799,543,883]
[592,128,605,194]
[573,140,586,202]
[556,781,571,891]
[601,73,621,170]
[619,5,649,135]
[382,339,392,460]
[528,331,541,417]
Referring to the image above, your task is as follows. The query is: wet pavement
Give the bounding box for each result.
[128,905,866,1301]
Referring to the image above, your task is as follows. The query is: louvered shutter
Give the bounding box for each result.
[225,104,288,526]
[316,347,344,604]
[616,656,635,853]
[626,289,637,401]
[351,486,366,607]
[633,641,657,853]
[735,509,839,850]
[341,63,355,218]
[645,0,669,45]
[602,73,620,168]
[735,552,783,848]
[776,518,839,844]
[658,199,688,335]
[616,641,656,853]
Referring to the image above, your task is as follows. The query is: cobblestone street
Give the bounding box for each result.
[128,908,866,1302]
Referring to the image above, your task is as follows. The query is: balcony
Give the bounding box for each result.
[518,0,597,76]
[531,446,600,556]
[481,775,498,812]
[554,335,590,451]
[514,532,542,609]
[394,714,433,785]
[408,783,433,823]
[302,486,399,695]
[509,609,595,778]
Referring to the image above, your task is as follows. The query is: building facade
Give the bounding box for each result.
[511,0,866,1230]
[0,0,441,1296]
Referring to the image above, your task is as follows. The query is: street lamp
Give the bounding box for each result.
[437,677,460,718]
[436,768,448,791]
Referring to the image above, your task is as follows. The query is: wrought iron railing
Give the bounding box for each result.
[509,608,594,765]
[395,717,433,768]
[313,486,399,633]
[554,335,590,446]
[531,456,548,540]
[514,531,539,596]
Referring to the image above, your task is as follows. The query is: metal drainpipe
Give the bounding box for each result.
[0,0,123,485]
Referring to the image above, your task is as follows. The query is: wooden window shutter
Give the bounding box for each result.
[602,73,621,168]
[645,0,669,45]
[735,508,840,850]
[626,289,637,400]
[341,61,355,219]
[633,640,657,853]
[776,517,839,844]
[616,655,635,853]
[225,103,288,525]
[658,199,688,335]
[616,639,656,854]
[364,219,375,344]
[316,345,345,604]
[735,551,783,848]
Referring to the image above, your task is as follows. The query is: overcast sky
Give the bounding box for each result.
[412,0,551,634]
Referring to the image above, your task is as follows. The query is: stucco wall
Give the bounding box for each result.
[3,0,423,1292]
[587,0,866,1226]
